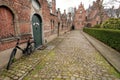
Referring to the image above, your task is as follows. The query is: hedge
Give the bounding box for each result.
[83,28,120,52]
[93,24,101,28]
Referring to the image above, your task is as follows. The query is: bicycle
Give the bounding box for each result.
[6,37,35,70]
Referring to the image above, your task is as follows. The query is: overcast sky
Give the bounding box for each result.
[56,0,95,13]
[56,0,120,13]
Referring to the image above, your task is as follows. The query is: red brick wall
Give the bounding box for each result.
[41,0,51,37]
[19,23,31,34]
[0,0,31,51]
[41,0,59,38]
[0,40,16,51]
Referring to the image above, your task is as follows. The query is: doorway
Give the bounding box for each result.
[32,14,42,48]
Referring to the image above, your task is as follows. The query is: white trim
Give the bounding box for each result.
[30,10,44,46]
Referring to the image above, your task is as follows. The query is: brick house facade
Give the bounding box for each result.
[61,10,67,30]
[73,3,86,29]
[73,0,110,29]
[0,0,70,69]
[67,12,73,30]
[0,0,32,50]
[85,0,109,27]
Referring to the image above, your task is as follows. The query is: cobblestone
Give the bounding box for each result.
[0,31,120,80]
[0,34,65,80]
[28,30,120,80]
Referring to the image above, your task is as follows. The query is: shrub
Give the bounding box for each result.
[83,28,120,52]
[93,24,101,28]
[101,18,120,30]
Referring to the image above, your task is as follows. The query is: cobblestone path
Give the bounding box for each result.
[0,30,120,80]
[24,30,120,80]
[0,34,64,80]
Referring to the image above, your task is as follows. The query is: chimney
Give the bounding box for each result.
[52,0,56,14]
[64,9,66,14]
[74,7,76,13]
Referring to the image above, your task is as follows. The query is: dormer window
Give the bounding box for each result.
[80,10,82,14]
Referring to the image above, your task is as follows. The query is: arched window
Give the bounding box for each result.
[0,6,15,39]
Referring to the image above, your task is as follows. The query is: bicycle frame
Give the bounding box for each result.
[6,37,35,70]
[24,37,34,54]
[16,37,34,54]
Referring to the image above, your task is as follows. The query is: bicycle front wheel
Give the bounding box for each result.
[6,48,17,70]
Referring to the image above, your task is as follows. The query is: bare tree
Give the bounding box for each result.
[109,6,115,18]
[96,0,104,24]
[104,0,120,18]
[96,0,120,23]
[112,0,120,3]
[110,0,120,18]
[104,0,120,5]
[116,6,120,18]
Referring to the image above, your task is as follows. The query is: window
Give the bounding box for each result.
[0,6,15,39]
[80,10,82,14]
[31,0,41,10]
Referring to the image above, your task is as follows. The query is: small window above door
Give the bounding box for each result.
[31,0,41,10]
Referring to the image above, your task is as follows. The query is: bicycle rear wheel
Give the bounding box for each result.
[27,45,34,55]
[6,48,17,70]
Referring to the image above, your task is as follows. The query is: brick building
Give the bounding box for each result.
[73,3,86,29]
[73,0,110,29]
[0,0,70,69]
[61,10,68,30]
[85,0,109,27]
[67,12,73,30]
